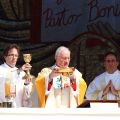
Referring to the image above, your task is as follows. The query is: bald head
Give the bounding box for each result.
[55,46,70,59]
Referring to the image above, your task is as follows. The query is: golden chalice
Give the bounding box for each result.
[23,54,34,79]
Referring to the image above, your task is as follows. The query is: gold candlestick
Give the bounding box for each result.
[4,80,16,108]
[5,80,11,98]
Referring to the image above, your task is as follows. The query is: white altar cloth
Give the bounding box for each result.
[0,108,120,120]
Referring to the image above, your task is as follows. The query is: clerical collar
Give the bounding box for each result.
[4,63,18,72]
[106,70,119,75]
[4,62,15,68]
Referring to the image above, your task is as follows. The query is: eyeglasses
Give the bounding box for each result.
[7,54,19,58]
[105,59,116,63]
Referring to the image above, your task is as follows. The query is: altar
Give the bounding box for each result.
[0,108,120,120]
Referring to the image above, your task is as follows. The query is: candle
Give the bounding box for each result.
[5,81,10,97]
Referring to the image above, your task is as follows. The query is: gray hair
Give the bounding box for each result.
[55,46,70,59]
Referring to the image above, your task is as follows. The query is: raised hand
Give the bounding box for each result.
[49,68,62,82]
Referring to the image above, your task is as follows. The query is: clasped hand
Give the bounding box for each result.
[103,80,118,97]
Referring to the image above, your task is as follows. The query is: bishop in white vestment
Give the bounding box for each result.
[35,46,87,108]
